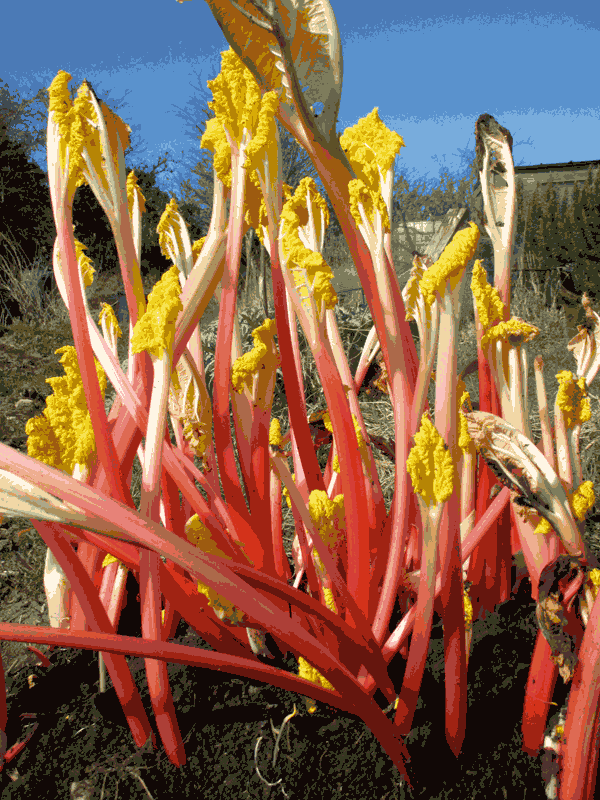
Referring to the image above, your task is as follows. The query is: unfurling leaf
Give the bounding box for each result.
[204,0,342,143]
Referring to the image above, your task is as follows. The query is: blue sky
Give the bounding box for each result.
[2,0,599,201]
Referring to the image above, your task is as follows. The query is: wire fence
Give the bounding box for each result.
[513,261,579,305]
[113,263,580,335]
[335,286,368,310]
[514,262,575,278]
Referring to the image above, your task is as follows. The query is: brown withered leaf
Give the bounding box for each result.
[371,350,389,396]
[536,592,576,683]
[535,556,583,683]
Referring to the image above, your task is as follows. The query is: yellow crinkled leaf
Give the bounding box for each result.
[131,265,183,361]
[298,655,334,692]
[204,0,342,140]
[570,480,595,521]
[341,107,404,191]
[348,178,390,232]
[185,514,249,625]
[406,412,455,506]
[308,490,345,547]
[200,116,232,188]
[269,417,283,447]
[419,223,480,308]
[207,48,261,146]
[168,350,213,468]
[231,318,280,409]
[470,259,505,328]
[480,317,540,352]
[280,178,336,316]
[126,170,147,218]
[556,371,592,428]
[244,90,280,174]
[26,346,107,475]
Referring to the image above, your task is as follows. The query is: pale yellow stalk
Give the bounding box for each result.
[533,355,556,471]
[403,253,441,434]
[475,114,516,313]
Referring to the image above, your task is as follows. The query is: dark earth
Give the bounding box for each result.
[0,565,566,799]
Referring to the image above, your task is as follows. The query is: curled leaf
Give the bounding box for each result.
[204,0,342,142]
[475,113,515,240]
[567,293,600,388]
[536,556,584,683]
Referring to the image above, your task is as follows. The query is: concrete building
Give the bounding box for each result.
[331,207,488,309]
[327,160,600,313]
[471,159,600,297]
[472,158,600,214]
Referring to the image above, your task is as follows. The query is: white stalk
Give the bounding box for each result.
[43,546,71,629]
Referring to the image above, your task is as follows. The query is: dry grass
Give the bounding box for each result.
[1,226,600,613]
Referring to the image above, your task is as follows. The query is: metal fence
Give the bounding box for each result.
[511,262,582,308]
[514,263,574,276]
[513,263,575,290]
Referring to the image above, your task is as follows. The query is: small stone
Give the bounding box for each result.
[14,399,34,409]
[70,779,95,799]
